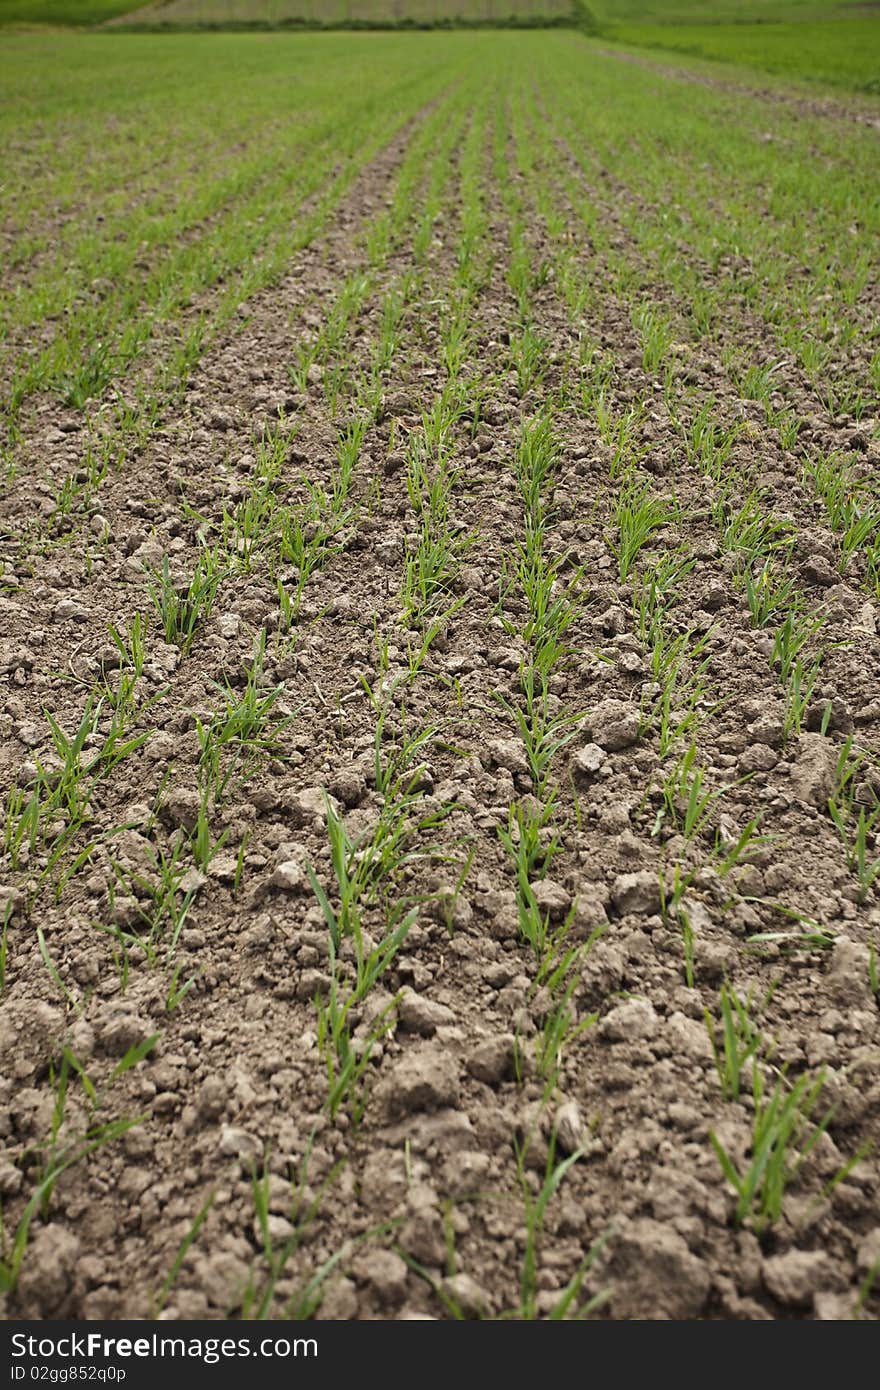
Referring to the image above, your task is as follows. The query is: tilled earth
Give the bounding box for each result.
[1,44,879,1322]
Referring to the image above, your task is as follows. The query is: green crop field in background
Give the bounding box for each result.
[593,0,851,20]
[112,0,572,23]
[603,15,880,92]
[0,0,136,21]
[2,24,876,443]
[3,0,876,96]
[0,0,573,24]
[590,0,880,92]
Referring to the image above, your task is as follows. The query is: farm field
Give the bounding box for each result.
[1,27,879,1321]
[112,0,572,25]
[603,17,880,93]
[93,0,880,92]
[0,0,136,23]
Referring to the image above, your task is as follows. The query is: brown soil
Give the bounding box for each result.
[0,108,878,1324]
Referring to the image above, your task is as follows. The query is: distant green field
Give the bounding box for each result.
[0,0,137,20]
[1,0,876,99]
[112,0,571,24]
[594,0,852,19]
[606,16,880,92]
[1,0,570,22]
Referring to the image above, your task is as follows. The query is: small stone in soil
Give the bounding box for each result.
[440,1272,490,1318]
[572,742,607,780]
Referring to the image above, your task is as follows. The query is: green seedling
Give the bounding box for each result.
[151,1192,215,1317]
[710,1064,860,1234]
[165,959,198,1012]
[191,795,230,871]
[109,837,196,957]
[680,909,696,988]
[533,942,599,1089]
[241,1136,355,1319]
[333,418,367,510]
[716,488,792,559]
[149,549,225,655]
[830,798,880,905]
[782,653,823,740]
[0,1037,155,1295]
[775,410,801,451]
[604,405,649,480]
[316,960,404,1125]
[771,610,824,683]
[497,797,564,957]
[715,815,770,875]
[634,303,673,375]
[102,612,149,711]
[653,740,729,843]
[657,859,697,926]
[196,633,292,800]
[278,493,347,610]
[705,985,764,1102]
[743,560,798,628]
[509,324,549,395]
[854,1256,880,1319]
[738,360,781,406]
[26,698,150,864]
[494,670,586,798]
[400,514,468,625]
[578,346,615,413]
[514,550,585,673]
[508,1127,610,1320]
[683,398,736,481]
[610,476,675,581]
[3,785,40,871]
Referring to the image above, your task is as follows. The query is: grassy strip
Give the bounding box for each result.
[602,18,880,92]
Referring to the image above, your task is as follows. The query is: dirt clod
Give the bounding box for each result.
[611,871,663,916]
[762,1250,835,1308]
[383,1046,461,1115]
[606,1220,710,1319]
